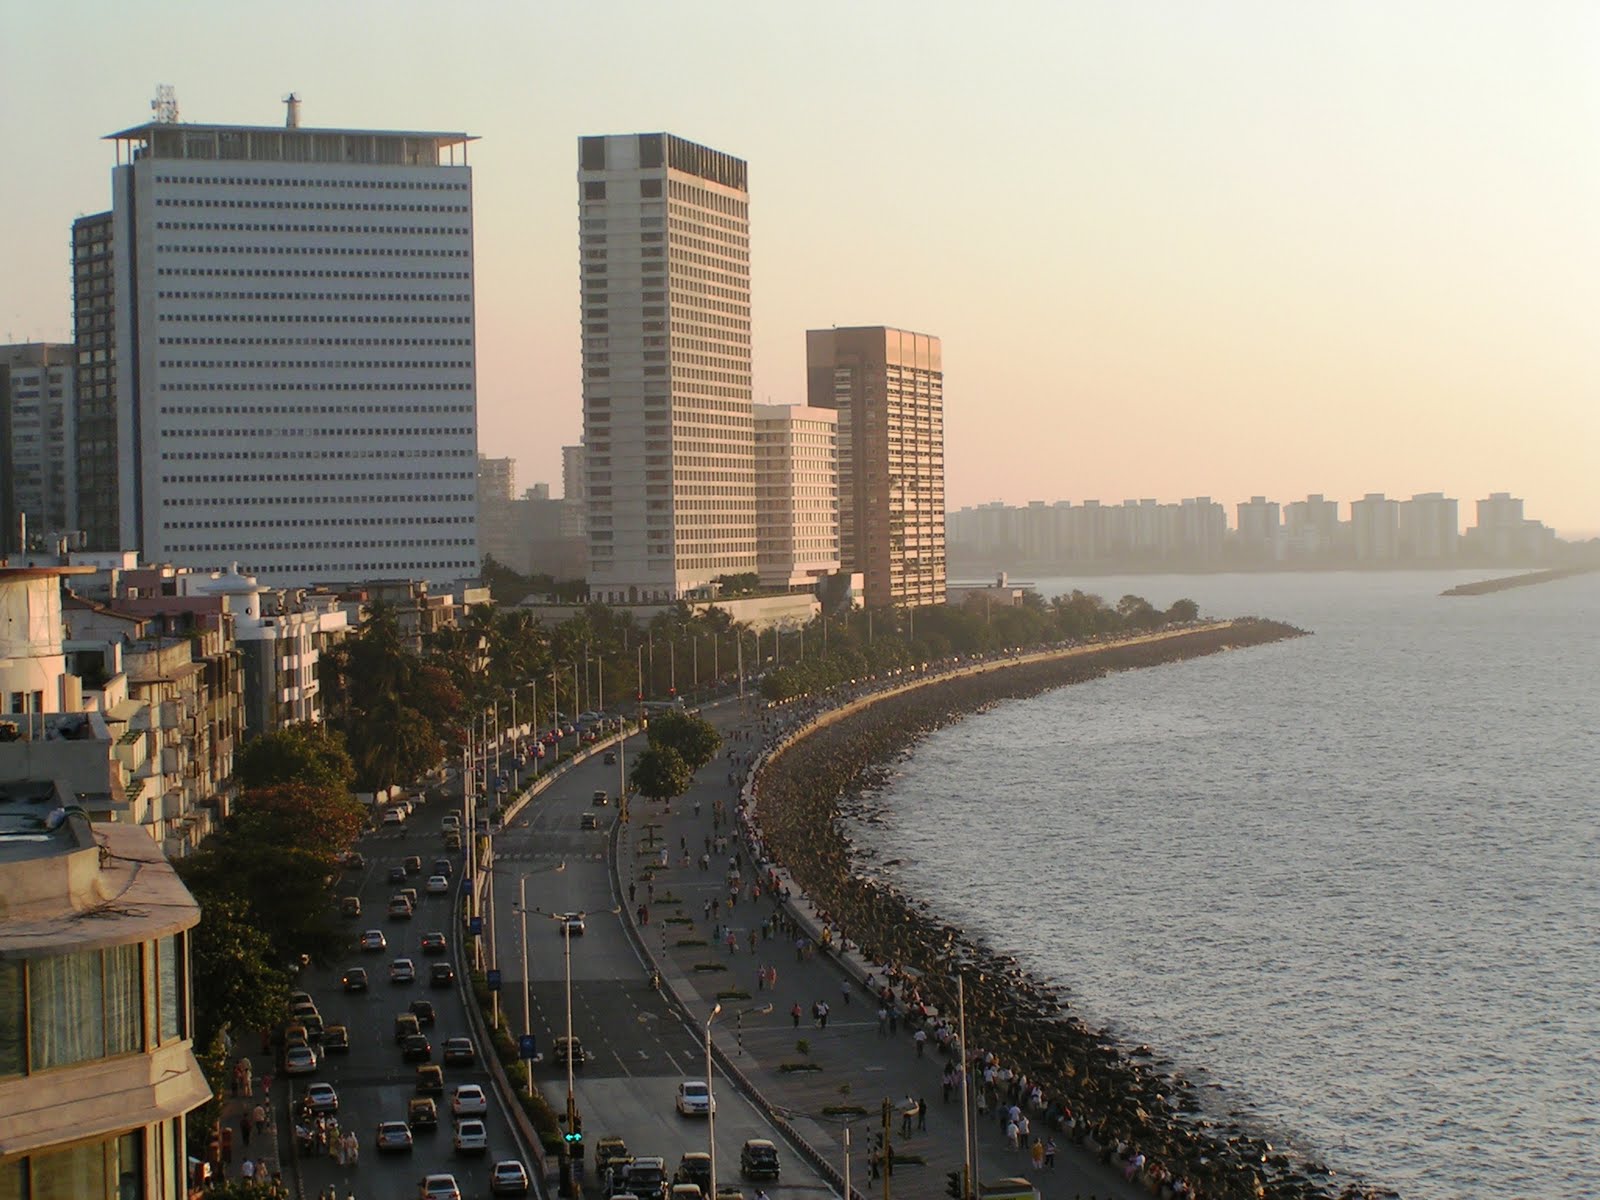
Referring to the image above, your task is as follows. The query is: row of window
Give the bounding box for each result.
[157,359,472,370]
[155,221,469,236]
[158,290,469,302]
[157,244,469,258]
[162,470,474,484]
[161,448,474,460]
[159,403,471,415]
[160,425,472,438]
[162,493,471,506]
[159,267,470,279]
[155,174,467,191]
[156,197,468,213]
[159,337,470,348]
[166,538,473,550]
[163,312,468,324]
[161,382,473,392]
[164,516,471,529]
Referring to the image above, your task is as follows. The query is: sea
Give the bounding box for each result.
[850,570,1599,1200]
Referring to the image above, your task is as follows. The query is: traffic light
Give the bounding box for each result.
[946,1169,964,1198]
[563,1122,584,1159]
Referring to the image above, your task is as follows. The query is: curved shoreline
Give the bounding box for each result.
[749,620,1391,1200]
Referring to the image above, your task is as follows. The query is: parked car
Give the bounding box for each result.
[322,1024,350,1054]
[375,1120,414,1154]
[304,1082,339,1114]
[420,932,449,956]
[739,1139,779,1181]
[283,1045,318,1075]
[442,1037,475,1066]
[429,962,455,989]
[489,1159,531,1196]
[675,1079,714,1116]
[453,1118,488,1157]
[451,1084,488,1117]
[360,929,387,952]
[342,967,369,992]
[407,1096,439,1131]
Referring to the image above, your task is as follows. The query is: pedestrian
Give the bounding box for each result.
[942,1067,954,1104]
[915,1028,927,1057]
[818,1001,830,1028]
[1006,1120,1020,1151]
[252,1104,266,1135]
[629,881,637,903]
[918,1097,928,1131]
[841,980,851,1005]
[241,1157,255,1182]
[1031,1138,1045,1170]
[261,1072,272,1097]
[791,1002,802,1028]
[877,1006,889,1037]
[1044,1137,1057,1167]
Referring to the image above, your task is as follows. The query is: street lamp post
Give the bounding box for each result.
[706,1002,722,1199]
[519,875,532,1097]
[958,971,975,1200]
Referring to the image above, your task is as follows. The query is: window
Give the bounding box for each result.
[157,934,183,1044]
[580,137,606,170]
[640,178,662,199]
[0,959,22,1076]
[583,181,607,201]
[29,951,104,1070]
[638,133,664,168]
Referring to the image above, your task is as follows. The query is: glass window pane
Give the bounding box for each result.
[114,1130,144,1200]
[0,1159,23,1200]
[0,959,24,1075]
[31,1139,107,1200]
[29,951,104,1069]
[157,935,180,1044]
[104,944,142,1056]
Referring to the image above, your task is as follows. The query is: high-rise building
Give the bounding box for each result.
[1284,494,1342,558]
[577,133,754,603]
[806,327,945,608]
[1399,492,1458,559]
[1234,495,1282,560]
[72,212,120,551]
[477,455,517,569]
[753,404,839,590]
[1350,493,1400,560]
[102,103,481,586]
[1,344,78,554]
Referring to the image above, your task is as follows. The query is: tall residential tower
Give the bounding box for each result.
[103,104,481,586]
[578,133,754,603]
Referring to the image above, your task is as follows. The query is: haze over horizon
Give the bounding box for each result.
[3,1,1595,537]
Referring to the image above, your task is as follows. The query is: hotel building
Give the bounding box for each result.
[753,404,840,590]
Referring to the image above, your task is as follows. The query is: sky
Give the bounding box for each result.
[3,1,1597,536]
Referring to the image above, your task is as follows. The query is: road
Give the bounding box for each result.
[488,711,838,1198]
[290,799,533,1200]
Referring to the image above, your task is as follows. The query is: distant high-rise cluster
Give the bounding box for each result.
[948,491,1560,569]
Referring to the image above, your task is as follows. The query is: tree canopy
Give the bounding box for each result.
[645,708,721,773]
[234,724,354,792]
[631,745,691,804]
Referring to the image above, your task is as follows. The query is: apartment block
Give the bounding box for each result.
[753,404,840,591]
[1398,492,1459,559]
[578,133,755,602]
[1350,493,1401,561]
[72,212,120,551]
[806,327,945,608]
[1,344,77,554]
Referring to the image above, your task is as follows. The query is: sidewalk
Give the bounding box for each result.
[208,1046,287,1195]
[617,705,1148,1200]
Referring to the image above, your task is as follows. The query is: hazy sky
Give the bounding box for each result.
[4,1,1597,535]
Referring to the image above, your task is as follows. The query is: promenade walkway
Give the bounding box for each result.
[618,700,1149,1200]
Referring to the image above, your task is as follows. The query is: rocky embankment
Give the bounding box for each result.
[1440,564,1599,596]
[755,620,1391,1200]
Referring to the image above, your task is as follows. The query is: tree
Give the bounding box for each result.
[182,891,290,1051]
[177,839,344,968]
[1166,598,1200,623]
[234,725,354,792]
[646,709,721,772]
[232,784,366,860]
[631,745,691,805]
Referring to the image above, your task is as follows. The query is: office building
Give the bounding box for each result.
[0,783,211,1197]
[578,133,755,603]
[753,404,840,590]
[806,327,945,608]
[477,455,517,568]
[1,344,77,554]
[73,212,120,551]
[102,101,481,586]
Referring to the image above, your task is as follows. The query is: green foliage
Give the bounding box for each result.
[1167,597,1201,622]
[631,745,691,803]
[234,724,354,792]
[645,708,721,772]
[711,572,762,597]
[181,891,290,1051]
[178,836,342,970]
[231,783,366,858]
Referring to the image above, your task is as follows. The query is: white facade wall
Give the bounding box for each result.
[109,121,479,588]
[1351,493,1401,560]
[1399,492,1459,559]
[754,404,839,589]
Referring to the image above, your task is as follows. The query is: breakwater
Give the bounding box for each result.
[752,619,1394,1200]
[1440,564,1599,596]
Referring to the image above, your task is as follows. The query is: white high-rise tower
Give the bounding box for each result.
[577,133,754,603]
[104,102,481,586]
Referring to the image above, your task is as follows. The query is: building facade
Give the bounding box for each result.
[1,345,78,554]
[0,787,211,1199]
[73,212,121,552]
[806,327,945,608]
[1350,493,1401,561]
[1398,492,1459,560]
[1234,496,1282,560]
[753,404,840,591]
[476,455,517,569]
[103,106,481,586]
[578,133,755,603]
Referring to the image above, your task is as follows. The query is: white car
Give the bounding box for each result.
[304,1082,338,1113]
[453,1117,488,1156]
[451,1083,488,1117]
[675,1079,714,1116]
[383,807,406,825]
[390,958,416,985]
[360,929,387,952]
[421,1174,462,1200]
[426,874,450,895]
[283,1044,318,1075]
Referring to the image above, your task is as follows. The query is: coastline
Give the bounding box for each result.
[747,620,1391,1200]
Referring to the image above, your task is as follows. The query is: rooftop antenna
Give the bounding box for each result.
[151,84,179,124]
[284,92,301,129]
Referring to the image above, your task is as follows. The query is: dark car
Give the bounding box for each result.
[429,962,455,989]
[579,812,599,831]
[341,967,369,992]
[408,998,437,1027]
[342,851,366,871]
[739,1139,779,1181]
[402,1034,432,1063]
[420,931,448,956]
[442,1037,475,1066]
[403,855,423,875]
[388,866,408,885]
[432,858,453,877]
[604,750,617,765]
[407,1096,439,1131]
[551,1036,584,1067]
[322,1024,350,1054]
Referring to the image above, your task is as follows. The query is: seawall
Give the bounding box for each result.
[749,619,1392,1200]
[1440,564,1599,596]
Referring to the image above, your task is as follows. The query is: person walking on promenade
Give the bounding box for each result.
[918,1097,928,1132]
[791,1002,803,1028]
[1044,1137,1057,1168]
[817,1000,830,1029]
[914,1027,927,1057]
[877,1006,889,1037]
[252,1103,266,1136]
[1031,1139,1045,1170]
[1005,1119,1020,1151]
[900,1096,915,1137]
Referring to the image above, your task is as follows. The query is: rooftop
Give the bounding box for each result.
[106,120,475,167]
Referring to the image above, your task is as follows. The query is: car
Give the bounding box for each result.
[394,1012,421,1043]
[389,866,408,885]
[677,1151,713,1193]
[283,1023,309,1050]
[618,1157,668,1199]
[560,912,586,936]
[415,1064,444,1095]
[342,967,369,992]
[592,790,609,806]
[430,962,455,989]
[670,1186,704,1200]
[340,895,362,917]
[451,1084,488,1118]
[443,831,463,850]
[290,1000,320,1023]
[399,887,420,907]
[360,929,387,953]
[426,874,450,895]
[376,1120,414,1153]
[341,851,366,870]
[408,998,437,1027]
[289,990,314,1009]
[420,931,448,956]
[604,750,617,765]
[407,1096,439,1131]
[675,1079,714,1116]
[402,1034,432,1063]
[388,898,414,920]
[431,858,453,877]
[551,1036,584,1067]
[580,812,599,831]
[441,814,461,833]
[403,855,423,874]
[304,1082,339,1113]
[595,1136,630,1175]
[420,1173,462,1200]
[322,1024,350,1054]
[739,1139,779,1181]
[391,958,417,985]
[283,1044,318,1075]
[453,1117,489,1157]
[442,1037,475,1066]
[383,808,406,826]
[300,1014,325,1042]
[489,1160,531,1196]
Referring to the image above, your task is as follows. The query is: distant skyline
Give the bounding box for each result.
[2,1,1596,536]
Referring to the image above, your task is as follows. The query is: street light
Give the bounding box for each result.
[514,865,566,1098]
[705,1002,722,1200]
